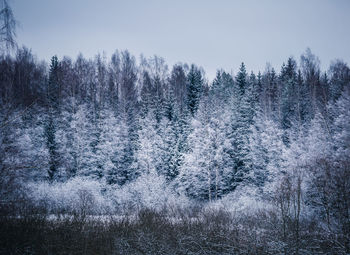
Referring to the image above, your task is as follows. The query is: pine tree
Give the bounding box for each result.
[186,64,203,116]
[161,86,183,181]
[45,56,60,181]
[280,58,298,144]
[211,70,235,104]
[262,67,279,119]
[222,63,254,192]
[45,115,58,181]
[295,70,307,126]
[249,113,268,187]
[169,64,187,113]
[236,62,248,96]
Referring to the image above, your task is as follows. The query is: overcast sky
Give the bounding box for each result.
[11,0,350,80]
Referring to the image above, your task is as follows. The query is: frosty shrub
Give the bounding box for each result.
[204,184,271,215]
[26,177,112,214]
[109,173,190,212]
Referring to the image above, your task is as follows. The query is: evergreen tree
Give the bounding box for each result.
[222,63,254,192]
[120,105,140,184]
[211,70,235,104]
[169,64,187,113]
[45,115,58,181]
[186,64,203,116]
[256,71,263,106]
[45,56,60,181]
[161,86,183,181]
[280,58,298,144]
[295,70,308,126]
[236,62,248,96]
[108,50,121,110]
[231,94,253,184]
[249,113,269,187]
[262,66,279,119]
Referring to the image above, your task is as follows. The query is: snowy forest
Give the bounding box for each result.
[1,47,349,254]
[1,1,350,254]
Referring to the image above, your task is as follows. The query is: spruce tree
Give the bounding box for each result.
[186,64,203,116]
[45,56,60,181]
[222,63,253,192]
[162,85,183,181]
[280,58,298,144]
[236,62,248,96]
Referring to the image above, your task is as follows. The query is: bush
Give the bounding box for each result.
[108,173,190,213]
[26,177,112,215]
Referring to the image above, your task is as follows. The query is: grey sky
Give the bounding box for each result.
[12,0,350,80]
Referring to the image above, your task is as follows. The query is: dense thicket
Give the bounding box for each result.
[0,46,349,253]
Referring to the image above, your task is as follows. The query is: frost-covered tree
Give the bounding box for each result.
[332,91,350,160]
[0,107,25,199]
[300,48,321,117]
[108,50,121,110]
[304,91,350,253]
[169,64,187,113]
[259,116,286,191]
[136,111,164,176]
[57,103,89,179]
[236,62,248,96]
[329,60,350,102]
[0,0,16,52]
[161,87,184,181]
[45,56,60,181]
[186,64,204,116]
[211,70,234,103]
[279,58,298,144]
[222,63,254,192]
[104,113,137,186]
[261,65,279,119]
[178,96,226,201]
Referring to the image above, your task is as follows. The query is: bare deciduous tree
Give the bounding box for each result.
[0,0,16,52]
